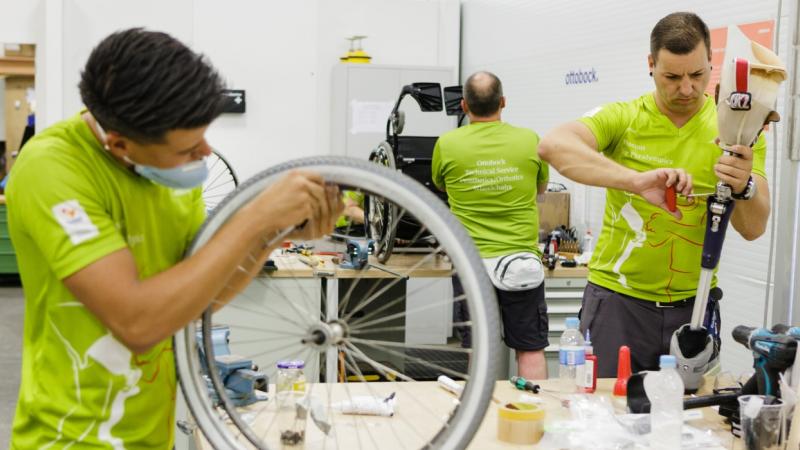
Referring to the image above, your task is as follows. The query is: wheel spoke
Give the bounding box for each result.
[346,337,469,381]
[348,275,456,328]
[338,206,407,315]
[342,243,442,321]
[340,351,408,448]
[348,337,472,354]
[350,293,466,331]
[344,342,450,435]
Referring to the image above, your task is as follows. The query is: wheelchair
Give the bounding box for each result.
[366,82,464,262]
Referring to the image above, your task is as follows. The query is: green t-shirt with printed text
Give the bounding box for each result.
[579,93,766,302]
[7,113,206,449]
[432,121,549,257]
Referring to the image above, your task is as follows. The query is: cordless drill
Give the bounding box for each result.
[732,325,797,397]
[771,323,800,339]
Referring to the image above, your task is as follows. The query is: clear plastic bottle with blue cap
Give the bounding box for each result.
[644,354,684,449]
[558,317,585,392]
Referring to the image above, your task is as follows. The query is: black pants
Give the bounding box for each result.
[579,282,721,377]
[452,277,549,351]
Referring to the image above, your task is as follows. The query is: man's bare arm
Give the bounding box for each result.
[539,121,693,219]
[64,171,342,354]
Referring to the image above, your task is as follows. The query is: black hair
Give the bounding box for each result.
[650,12,711,62]
[79,28,226,143]
[463,71,503,117]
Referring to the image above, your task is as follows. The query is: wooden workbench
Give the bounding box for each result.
[194,378,740,449]
[268,252,588,280]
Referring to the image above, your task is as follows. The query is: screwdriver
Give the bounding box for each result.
[665,185,714,212]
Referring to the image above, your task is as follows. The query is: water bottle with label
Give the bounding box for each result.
[558,317,585,392]
[644,355,684,449]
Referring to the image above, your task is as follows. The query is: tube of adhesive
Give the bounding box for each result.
[437,375,464,396]
[331,393,396,417]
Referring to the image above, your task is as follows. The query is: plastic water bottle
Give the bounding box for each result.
[644,355,684,449]
[558,317,585,392]
[582,229,594,254]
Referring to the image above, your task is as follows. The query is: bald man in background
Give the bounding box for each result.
[432,71,550,379]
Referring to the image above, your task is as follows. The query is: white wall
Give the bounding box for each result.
[461,0,788,376]
[61,0,195,119]
[33,0,459,182]
[194,0,459,180]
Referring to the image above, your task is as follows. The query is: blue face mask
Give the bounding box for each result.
[124,156,209,189]
[94,117,209,189]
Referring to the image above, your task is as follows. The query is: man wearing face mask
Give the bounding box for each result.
[537,12,770,377]
[6,29,343,449]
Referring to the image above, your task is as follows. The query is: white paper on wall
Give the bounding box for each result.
[349,100,393,135]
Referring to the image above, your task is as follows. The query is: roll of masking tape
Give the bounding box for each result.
[497,402,545,445]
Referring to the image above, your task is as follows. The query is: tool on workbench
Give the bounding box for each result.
[197,325,268,407]
[733,325,797,398]
[510,376,540,393]
[340,238,408,279]
[297,254,320,268]
[670,35,786,392]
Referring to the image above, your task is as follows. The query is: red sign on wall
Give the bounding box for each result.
[707,20,775,95]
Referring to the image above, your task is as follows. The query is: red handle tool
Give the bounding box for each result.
[665,185,677,212]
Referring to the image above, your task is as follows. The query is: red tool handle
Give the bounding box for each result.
[665,185,677,212]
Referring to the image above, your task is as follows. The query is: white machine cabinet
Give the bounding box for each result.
[330,64,457,161]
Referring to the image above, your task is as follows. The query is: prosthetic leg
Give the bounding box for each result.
[671,26,787,392]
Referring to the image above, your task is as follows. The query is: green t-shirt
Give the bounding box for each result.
[335,190,364,228]
[432,121,549,257]
[7,113,206,449]
[579,93,767,302]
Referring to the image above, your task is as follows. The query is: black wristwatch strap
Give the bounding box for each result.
[731,175,756,200]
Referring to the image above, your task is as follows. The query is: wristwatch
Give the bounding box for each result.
[731,175,757,200]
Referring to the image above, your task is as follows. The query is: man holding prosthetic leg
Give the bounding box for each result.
[538,12,775,382]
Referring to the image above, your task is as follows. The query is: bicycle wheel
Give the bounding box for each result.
[366,141,398,263]
[174,156,500,450]
[203,149,239,211]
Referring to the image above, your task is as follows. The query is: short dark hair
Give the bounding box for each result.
[463,71,503,117]
[79,28,226,144]
[650,12,711,62]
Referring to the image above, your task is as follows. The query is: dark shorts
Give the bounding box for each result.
[580,282,721,377]
[452,277,549,352]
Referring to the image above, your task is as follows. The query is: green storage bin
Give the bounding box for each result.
[0,204,19,274]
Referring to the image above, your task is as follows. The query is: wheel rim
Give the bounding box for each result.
[367,142,397,263]
[202,149,239,211]
[175,156,500,450]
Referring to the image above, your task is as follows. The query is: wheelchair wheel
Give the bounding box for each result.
[174,156,500,450]
[203,149,239,211]
[366,141,398,263]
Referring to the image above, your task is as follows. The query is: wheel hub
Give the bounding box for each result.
[302,320,349,350]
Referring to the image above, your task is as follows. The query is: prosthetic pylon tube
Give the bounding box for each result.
[671,193,734,391]
[672,26,786,392]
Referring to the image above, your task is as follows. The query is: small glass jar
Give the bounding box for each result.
[276,360,306,394]
[276,360,306,446]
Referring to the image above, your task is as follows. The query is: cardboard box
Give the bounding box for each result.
[538,192,570,239]
[4,44,35,58]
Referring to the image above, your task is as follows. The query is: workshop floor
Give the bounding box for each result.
[0,284,23,445]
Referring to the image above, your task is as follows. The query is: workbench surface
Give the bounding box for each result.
[194,378,740,449]
[267,253,589,279]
